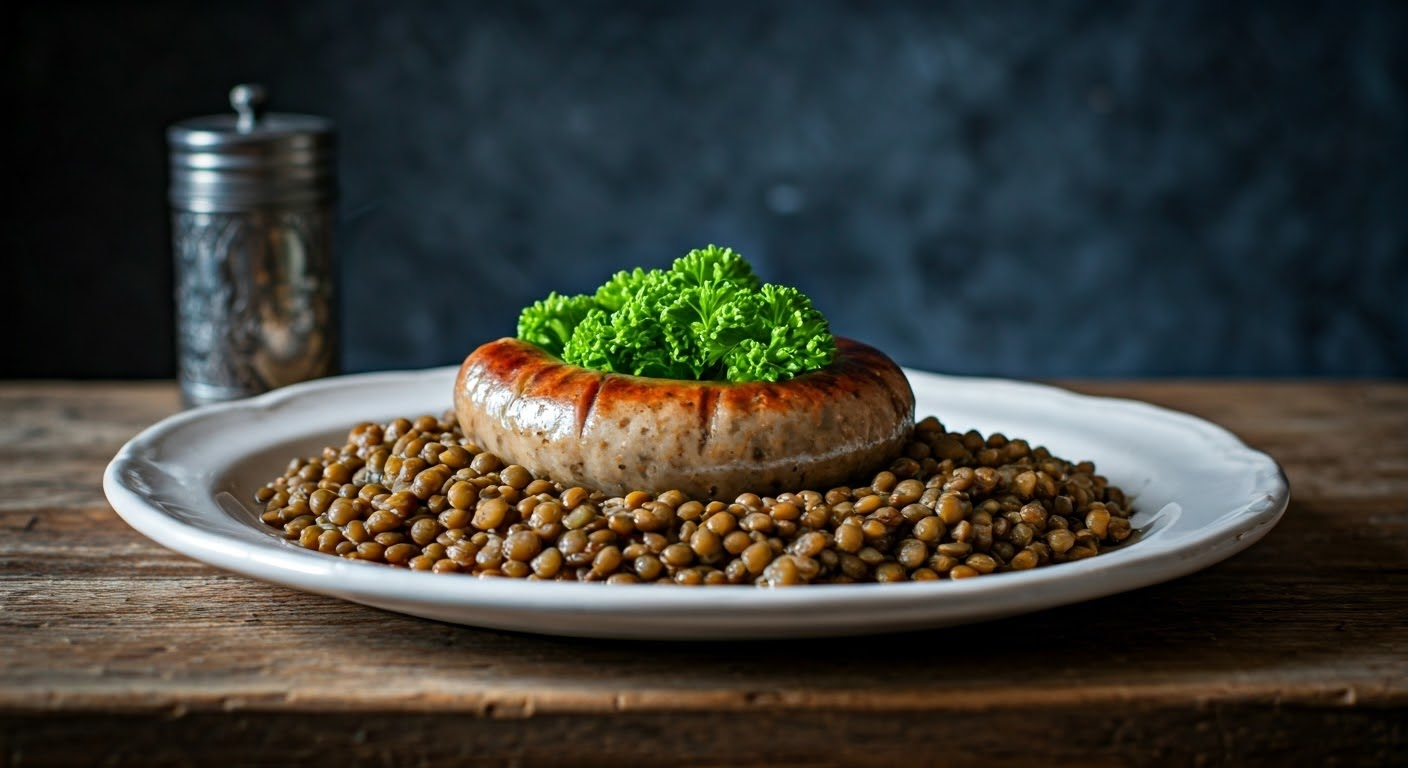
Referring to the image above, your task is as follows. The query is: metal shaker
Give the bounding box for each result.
[167,84,338,407]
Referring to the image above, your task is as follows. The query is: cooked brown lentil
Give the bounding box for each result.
[254,413,1136,585]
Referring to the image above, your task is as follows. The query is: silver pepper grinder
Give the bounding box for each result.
[167,84,338,407]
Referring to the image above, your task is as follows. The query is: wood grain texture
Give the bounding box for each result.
[1,380,1405,767]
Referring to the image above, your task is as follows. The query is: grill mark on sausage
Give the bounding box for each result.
[841,361,886,392]
[505,360,555,418]
[879,368,915,421]
[495,358,536,419]
[510,348,573,423]
[845,361,912,420]
[697,386,718,453]
[575,375,603,439]
[523,359,558,392]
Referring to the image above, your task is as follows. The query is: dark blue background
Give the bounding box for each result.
[10,0,1406,378]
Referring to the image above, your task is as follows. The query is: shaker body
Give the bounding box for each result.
[167,84,338,407]
[172,205,336,405]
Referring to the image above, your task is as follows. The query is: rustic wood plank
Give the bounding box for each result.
[1,380,1404,766]
[4,706,1404,768]
[0,382,179,511]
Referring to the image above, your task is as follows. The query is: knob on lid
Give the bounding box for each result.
[167,84,335,211]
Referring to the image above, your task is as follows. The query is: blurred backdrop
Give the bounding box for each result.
[8,0,1406,379]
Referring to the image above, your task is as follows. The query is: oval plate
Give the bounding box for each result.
[104,367,1288,639]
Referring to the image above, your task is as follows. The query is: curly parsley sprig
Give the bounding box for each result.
[516,245,836,382]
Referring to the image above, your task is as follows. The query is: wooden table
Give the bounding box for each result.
[1,381,1404,766]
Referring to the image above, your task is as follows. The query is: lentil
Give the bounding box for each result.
[256,412,1136,584]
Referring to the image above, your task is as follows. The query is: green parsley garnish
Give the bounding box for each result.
[516,245,836,382]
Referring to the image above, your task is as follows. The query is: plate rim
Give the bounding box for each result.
[102,366,1291,628]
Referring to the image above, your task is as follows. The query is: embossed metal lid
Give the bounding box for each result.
[168,84,335,211]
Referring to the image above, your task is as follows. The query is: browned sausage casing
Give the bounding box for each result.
[453,337,916,500]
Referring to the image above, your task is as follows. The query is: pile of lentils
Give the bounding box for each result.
[254,413,1135,585]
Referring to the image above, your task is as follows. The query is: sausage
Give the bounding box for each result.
[453,337,916,501]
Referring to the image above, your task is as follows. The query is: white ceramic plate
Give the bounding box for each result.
[104,367,1288,640]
